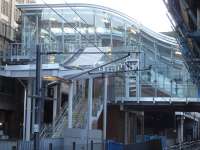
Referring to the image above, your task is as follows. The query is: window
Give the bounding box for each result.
[1,0,9,17]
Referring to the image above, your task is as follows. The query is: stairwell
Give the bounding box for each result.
[52,89,84,138]
[40,87,105,138]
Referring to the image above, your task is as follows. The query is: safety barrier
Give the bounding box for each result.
[0,138,63,150]
[167,140,200,150]
[106,140,123,150]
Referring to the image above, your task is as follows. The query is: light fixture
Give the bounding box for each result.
[40,35,45,39]
[107,47,112,56]
[101,18,109,23]
[96,27,105,33]
[73,17,80,22]
[129,28,137,34]
[175,51,182,56]
[49,17,56,21]
[43,76,59,81]
[88,27,94,34]
[0,122,3,126]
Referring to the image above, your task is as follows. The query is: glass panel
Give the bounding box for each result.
[111,16,125,47]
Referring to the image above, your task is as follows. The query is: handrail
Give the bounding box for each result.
[40,124,52,138]
[167,140,200,150]
[72,88,83,110]
[93,96,103,117]
[52,87,83,135]
[54,102,68,129]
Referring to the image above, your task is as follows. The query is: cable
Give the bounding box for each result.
[63,0,104,42]
[40,51,140,55]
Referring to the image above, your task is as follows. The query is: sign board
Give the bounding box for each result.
[33,124,40,133]
[91,59,139,74]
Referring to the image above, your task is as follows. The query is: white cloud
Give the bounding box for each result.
[36,0,172,32]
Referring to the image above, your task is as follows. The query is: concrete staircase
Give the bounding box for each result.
[52,90,84,138]
[72,97,88,128]
[52,103,69,138]
[40,91,104,138]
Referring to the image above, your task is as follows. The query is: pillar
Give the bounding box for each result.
[88,77,93,130]
[23,83,27,141]
[103,75,108,141]
[193,121,198,140]
[197,8,200,30]
[177,116,184,144]
[68,81,73,128]
[141,112,144,142]
[81,80,86,100]
[124,112,128,144]
[24,80,32,141]
[133,113,137,143]
[31,81,36,134]
[136,55,140,103]
[57,83,61,115]
[198,122,200,140]
[53,84,58,129]
[73,80,77,96]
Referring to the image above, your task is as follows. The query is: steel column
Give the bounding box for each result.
[103,75,108,141]
[53,84,58,130]
[88,77,93,130]
[25,80,32,141]
[68,81,73,128]
[34,44,41,150]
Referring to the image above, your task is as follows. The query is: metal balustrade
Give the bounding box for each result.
[167,140,200,150]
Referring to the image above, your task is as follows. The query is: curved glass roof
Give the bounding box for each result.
[15,3,198,98]
[17,3,177,46]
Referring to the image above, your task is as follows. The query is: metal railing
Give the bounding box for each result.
[93,96,103,117]
[167,140,200,150]
[40,124,53,138]
[52,88,84,137]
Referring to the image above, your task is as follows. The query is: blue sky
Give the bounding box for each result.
[36,0,172,32]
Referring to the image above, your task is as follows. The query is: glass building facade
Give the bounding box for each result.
[16,3,198,99]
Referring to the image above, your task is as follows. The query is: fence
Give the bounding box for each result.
[0,139,104,150]
[0,140,17,150]
[106,140,123,150]
[0,138,167,150]
[0,138,63,150]
[167,140,200,150]
[65,142,103,150]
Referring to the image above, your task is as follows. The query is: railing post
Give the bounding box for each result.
[91,140,93,150]
[49,143,53,150]
[73,142,76,150]
[12,146,17,150]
